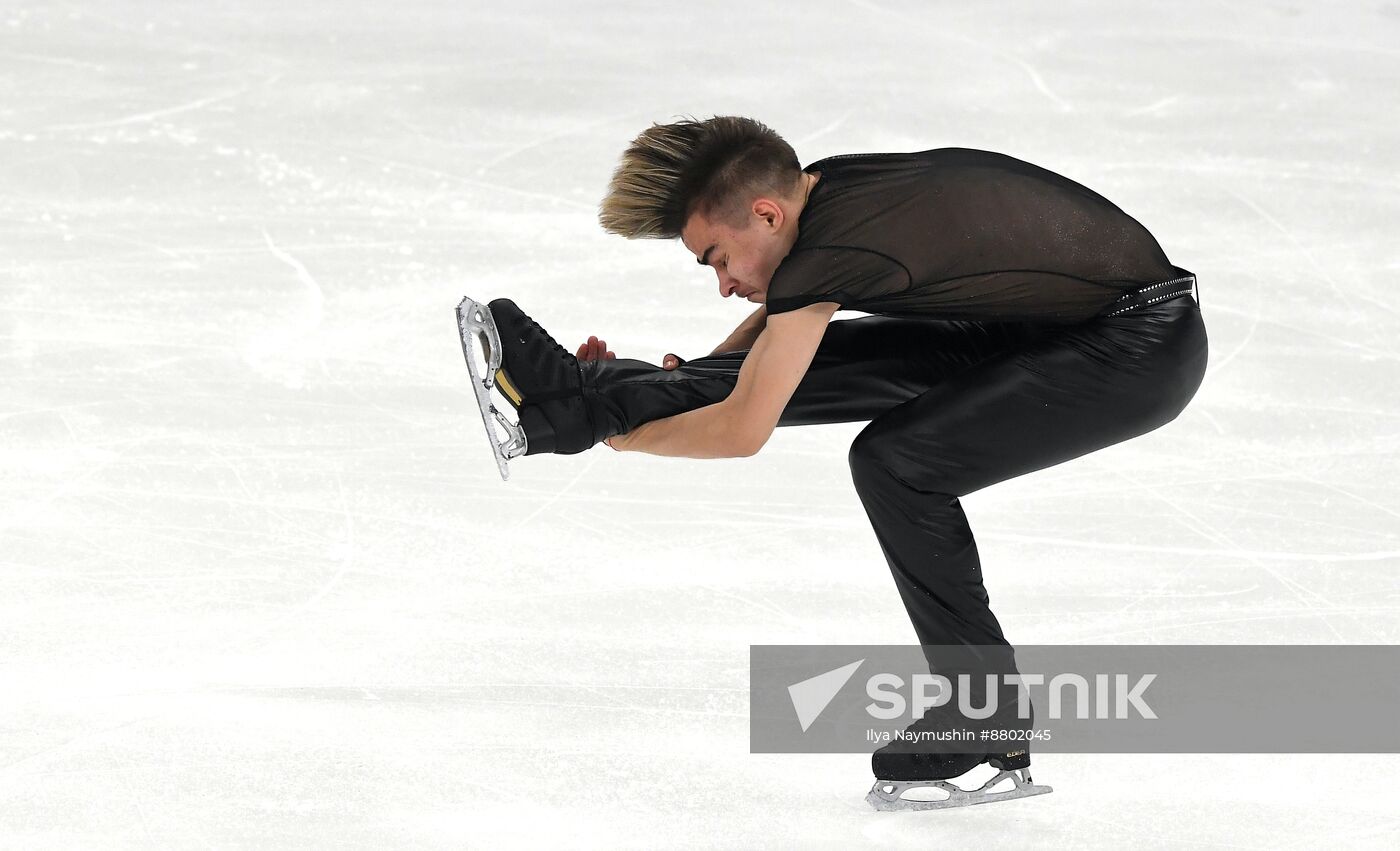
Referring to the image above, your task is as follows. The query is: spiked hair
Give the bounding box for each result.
[597,115,802,239]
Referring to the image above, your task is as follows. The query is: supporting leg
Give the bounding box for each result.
[847,297,1208,662]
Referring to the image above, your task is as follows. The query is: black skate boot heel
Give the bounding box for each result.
[517,404,557,455]
[986,748,1031,771]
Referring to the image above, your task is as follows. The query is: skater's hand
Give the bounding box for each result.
[577,335,684,371]
[576,336,617,362]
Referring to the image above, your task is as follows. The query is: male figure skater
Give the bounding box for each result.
[455,115,1208,809]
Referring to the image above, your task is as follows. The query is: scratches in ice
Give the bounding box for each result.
[848,0,1074,112]
[331,147,594,213]
[1124,96,1183,118]
[509,453,603,531]
[793,112,853,147]
[39,75,282,133]
[1220,184,1376,326]
[243,229,326,388]
[473,109,649,176]
[983,532,1400,564]
[0,49,106,72]
[1095,466,1353,642]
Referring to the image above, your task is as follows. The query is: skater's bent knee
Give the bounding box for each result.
[848,431,964,496]
[847,432,907,487]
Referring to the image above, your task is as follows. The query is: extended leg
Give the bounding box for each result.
[461,298,1050,468]
[582,313,1055,439]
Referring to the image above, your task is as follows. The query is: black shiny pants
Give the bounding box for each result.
[580,294,1208,670]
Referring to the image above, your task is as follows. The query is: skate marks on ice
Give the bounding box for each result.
[456,296,526,480]
[866,768,1052,812]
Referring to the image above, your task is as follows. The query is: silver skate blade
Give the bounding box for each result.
[456,296,528,481]
[866,768,1052,812]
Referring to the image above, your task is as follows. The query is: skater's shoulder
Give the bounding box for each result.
[803,146,1003,174]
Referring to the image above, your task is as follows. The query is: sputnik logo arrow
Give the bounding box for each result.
[787,659,865,732]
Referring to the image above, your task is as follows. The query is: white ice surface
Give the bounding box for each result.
[3,1,1399,848]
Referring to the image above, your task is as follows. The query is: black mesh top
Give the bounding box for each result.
[765,148,1190,324]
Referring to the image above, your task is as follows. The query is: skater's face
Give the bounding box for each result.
[681,172,819,304]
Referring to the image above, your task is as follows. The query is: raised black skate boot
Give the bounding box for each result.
[455,296,607,478]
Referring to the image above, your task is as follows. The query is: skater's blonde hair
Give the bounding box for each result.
[598,115,803,239]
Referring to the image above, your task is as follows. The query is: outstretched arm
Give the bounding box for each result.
[605,301,840,458]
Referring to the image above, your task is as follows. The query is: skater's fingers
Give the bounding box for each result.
[605,352,616,359]
[663,353,679,370]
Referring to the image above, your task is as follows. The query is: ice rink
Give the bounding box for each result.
[4,1,1399,847]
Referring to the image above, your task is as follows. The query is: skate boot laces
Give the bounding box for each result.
[522,314,575,368]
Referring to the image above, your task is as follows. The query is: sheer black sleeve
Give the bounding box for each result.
[765,247,909,315]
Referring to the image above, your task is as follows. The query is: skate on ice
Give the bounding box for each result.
[866,758,1053,812]
[455,296,603,479]
[867,741,1052,812]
